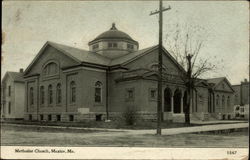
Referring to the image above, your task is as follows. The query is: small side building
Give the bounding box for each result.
[1,69,25,120]
[206,77,235,120]
[232,79,249,119]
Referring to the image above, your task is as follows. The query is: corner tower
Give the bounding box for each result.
[88,23,139,59]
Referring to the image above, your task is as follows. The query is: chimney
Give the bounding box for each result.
[19,68,24,73]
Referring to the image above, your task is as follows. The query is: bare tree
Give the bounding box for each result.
[164,23,216,124]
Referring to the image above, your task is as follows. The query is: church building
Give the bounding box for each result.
[23,23,235,122]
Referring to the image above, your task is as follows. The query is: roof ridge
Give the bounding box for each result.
[109,45,157,66]
[48,41,89,52]
[206,77,226,80]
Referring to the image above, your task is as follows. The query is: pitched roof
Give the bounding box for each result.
[2,72,24,83]
[206,77,234,92]
[48,41,111,66]
[24,41,186,75]
[8,72,24,82]
[49,41,156,66]
[110,45,157,66]
[206,77,225,86]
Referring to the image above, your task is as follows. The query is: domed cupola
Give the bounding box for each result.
[88,23,139,59]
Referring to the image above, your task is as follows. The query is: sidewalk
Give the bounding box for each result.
[191,120,247,125]
[128,122,249,135]
[3,122,248,136]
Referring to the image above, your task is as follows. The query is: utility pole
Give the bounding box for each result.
[150,0,171,135]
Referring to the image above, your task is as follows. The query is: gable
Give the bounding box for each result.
[123,47,186,77]
[214,79,234,92]
[25,44,80,76]
[2,73,11,84]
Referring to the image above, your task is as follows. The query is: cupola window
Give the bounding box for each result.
[92,44,99,50]
[127,43,134,50]
[108,42,118,48]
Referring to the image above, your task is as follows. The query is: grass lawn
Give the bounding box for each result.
[1,124,248,147]
[1,120,204,130]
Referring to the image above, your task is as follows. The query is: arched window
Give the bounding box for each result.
[30,87,34,105]
[227,96,230,107]
[43,62,59,76]
[222,95,225,109]
[56,83,62,104]
[70,81,76,103]
[48,85,53,104]
[216,95,220,106]
[40,86,45,105]
[95,81,102,103]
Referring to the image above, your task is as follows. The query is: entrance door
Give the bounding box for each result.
[174,89,182,113]
[164,88,172,112]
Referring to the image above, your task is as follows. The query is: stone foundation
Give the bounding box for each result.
[24,112,158,122]
[24,112,236,122]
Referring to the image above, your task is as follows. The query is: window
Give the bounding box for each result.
[92,44,99,50]
[48,85,53,104]
[56,115,61,121]
[126,88,134,101]
[29,114,32,121]
[43,62,59,76]
[95,81,102,103]
[216,95,220,106]
[40,115,44,121]
[222,95,225,109]
[96,114,102,121]
[127,43,134,50]
[240,108,244,112]
[56,83,62,104]
[108,42,118,48]
[69,115,74,121]
[128,90,133,99]
[8,102,11,114]
[30,87,34,105]
[70,81,76,103]
[8,86,11,96]
[2,103,5,114]
[149,89,157,100]
[227,96,230,107]
[40,86,45,105]
[48,115,52,121]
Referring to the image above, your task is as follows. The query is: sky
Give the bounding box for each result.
[2,1,249,84]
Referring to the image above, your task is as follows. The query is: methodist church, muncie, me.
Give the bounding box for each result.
[21,23,235,122]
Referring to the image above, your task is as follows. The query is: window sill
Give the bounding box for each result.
[94,103,103,106]
[42,74,60,81]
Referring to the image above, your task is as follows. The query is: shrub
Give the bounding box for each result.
[122,108,137,125]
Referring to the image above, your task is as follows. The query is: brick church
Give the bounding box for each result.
[21,23,235,122]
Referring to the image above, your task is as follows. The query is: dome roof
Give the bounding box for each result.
[89,23,138,44]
